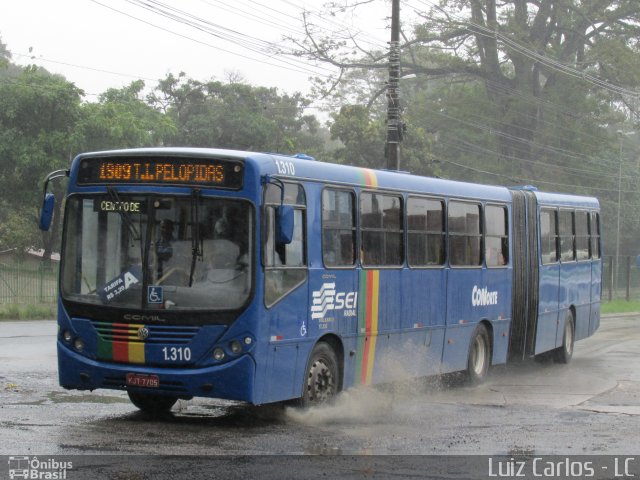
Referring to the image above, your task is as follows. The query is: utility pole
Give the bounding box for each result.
[385,0,401,171]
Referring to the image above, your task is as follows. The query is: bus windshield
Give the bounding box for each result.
[61,194,252,312]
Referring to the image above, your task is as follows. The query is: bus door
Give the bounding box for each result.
[537,207,561,354]
[403,196,448,378]
[261,182,309,403]
[313,188,359,386]
[443,201,484,373]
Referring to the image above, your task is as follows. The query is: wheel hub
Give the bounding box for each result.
[308,359,335,403]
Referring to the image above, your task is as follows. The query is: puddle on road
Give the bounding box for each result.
[47,391,129,404]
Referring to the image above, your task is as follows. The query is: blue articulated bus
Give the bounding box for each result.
[39,148,601,413]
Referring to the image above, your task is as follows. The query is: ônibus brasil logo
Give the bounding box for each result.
[8,456,73,479]
[311,283,358,320]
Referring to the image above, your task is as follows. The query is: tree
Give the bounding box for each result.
[293,1,640,156]
[75,80,176,152]
[0,65,83,259]
[288,1,640,255]
[148,73,325,156]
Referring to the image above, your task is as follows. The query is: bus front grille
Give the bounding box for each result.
[91,321,200,345]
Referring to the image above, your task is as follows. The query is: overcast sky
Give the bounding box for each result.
[1,0,394,100]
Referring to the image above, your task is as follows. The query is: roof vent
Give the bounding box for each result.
[293,153,315,161]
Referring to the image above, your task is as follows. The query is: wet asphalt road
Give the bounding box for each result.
[1,315,639,460]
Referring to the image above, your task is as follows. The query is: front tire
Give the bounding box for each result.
[301,342,339,408]
[554,312,575,364]
[128,391,177,415]
[466,324,491,384]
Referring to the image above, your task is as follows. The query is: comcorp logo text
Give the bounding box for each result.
[472,286,499,307]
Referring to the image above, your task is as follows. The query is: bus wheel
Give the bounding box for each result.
[301,342,339,408]
[554,312,575,364]
[466,324,490,384]
[128,391,177,415]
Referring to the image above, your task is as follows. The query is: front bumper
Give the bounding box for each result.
[58,341,257,402]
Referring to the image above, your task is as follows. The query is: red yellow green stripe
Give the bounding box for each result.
[360,168,378,188]
[355,270,380,385]
[96,323,146,364]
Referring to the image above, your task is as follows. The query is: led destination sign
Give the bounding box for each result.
[77,157,244,189]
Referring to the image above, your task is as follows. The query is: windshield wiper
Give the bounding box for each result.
[107,187,140,242]
[188,189,203,287]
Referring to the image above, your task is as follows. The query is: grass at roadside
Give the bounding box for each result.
[601,299,640,315]
[0,303,56,320]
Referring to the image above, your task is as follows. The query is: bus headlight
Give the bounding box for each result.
[74,338,85,352]
[230,341,242,355]
[63,330,73,343]
[213,348,225,361]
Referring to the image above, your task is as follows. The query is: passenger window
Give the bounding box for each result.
[322,189,356,267]
[407,197,445,267]
[448,201,482,267]
[559,210,575,262]
[264,183,307,307]
[485,205,508,267]
[360,192,404,267]
[575,211,590,261]
[590,212,601,259]
[540,209,559,264]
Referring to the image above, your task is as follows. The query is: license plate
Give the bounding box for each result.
[126,373,159,388]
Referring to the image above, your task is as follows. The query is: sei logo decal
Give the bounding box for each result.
[311,283,358,319]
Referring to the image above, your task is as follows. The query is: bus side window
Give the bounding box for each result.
[322,189,356,267]
[559,210,575,262]
[448,201,482,267]
[485,205,508,267]
[575,211,590,261]
[264,183,307,307]
[407,196,445,267]
[540,208,558,264]
[360,192,404,267]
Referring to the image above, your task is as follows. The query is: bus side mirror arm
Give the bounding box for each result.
[39,169,69,231]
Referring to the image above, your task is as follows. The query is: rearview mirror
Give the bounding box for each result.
[39,193,55,231]
[276,205,294,245]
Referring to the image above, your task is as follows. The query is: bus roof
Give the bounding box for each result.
[73,147,598,207]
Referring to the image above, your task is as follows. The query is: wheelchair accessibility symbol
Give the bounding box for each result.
[148,286,163,304]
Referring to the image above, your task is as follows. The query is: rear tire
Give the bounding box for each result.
[301,342,339,408]
[466,324,491,384]
[554,312,575,364]
[128,391,177,415]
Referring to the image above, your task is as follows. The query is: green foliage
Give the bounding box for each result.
[0,66,83,255]
[297,1,640,257]
[0,46,328,259]
[75,80,176,152]
[149,73,325,157]
[601,300,640,315]
[328,105,385,168]
[0,304,56,320]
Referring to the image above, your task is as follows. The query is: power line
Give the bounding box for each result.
[89,0,332,79]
